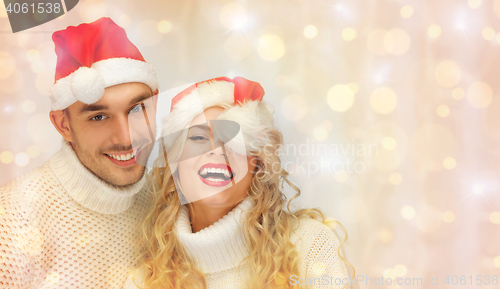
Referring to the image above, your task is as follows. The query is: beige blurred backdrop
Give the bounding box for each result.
[1,0,500,288]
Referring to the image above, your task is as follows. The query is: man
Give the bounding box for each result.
[0,18,158,288]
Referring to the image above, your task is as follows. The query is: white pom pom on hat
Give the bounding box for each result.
[49,17,158,111]
[70,67,105,104]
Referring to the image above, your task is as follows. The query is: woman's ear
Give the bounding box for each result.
[49,109,73,142]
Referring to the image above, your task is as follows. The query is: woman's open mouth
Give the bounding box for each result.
[198,163,234,187]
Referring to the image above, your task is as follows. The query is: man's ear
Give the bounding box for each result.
[152,89,159,113]
[49,110,73,142]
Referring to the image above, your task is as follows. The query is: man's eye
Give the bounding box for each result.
[91,115,107,121]
[129,104,144,114]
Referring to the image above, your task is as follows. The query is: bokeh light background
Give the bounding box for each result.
[1,0,500,288]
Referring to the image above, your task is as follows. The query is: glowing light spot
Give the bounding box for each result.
[220,3,247,30]
[311,262,326,276]
[494,256,500,268]
[368,29,388,55]
[157,20,172,34]
[347,82,358,94]
[452,87,465,100]
[26,49,40,62]
[467,82,493,108]
[304,25,318,39]
[313,127,328,141]
[401,206,415,219]
[436,105,450,117]
[382,137,397,151]
[15,153,29,167]
[468,0,482,9]
[443,211,456,223]
[341,28,357,41]
[400,5,414,18]
[389,173,402,185]
[0,151,14,164]
[443,157,456,170]
[370,87,397,114]
[428,25,442,38]
[379,230,393,243]
[257,34,285,62]
[334,170,349,183]
[46,272,60,284]
[16,226,43,254]
[383,268,396,279]
[490,211,500,224]
[384,29,411,55]
[435,60,461,88]
[281,94,307,121]
[394,264,407,277]
[21,100,36,114]
[274,272,287,286]
[482,27,496,40]
[27,145,41,158]
[325,218,338,229]
[0,207,4,216]
[327,84,354,112]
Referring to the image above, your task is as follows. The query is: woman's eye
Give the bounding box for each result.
[91,115,107,121]
[189,135,209,141]
[129,104,144,114]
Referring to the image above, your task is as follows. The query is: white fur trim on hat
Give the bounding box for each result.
[50,58,159,110]
[160,80,274,156]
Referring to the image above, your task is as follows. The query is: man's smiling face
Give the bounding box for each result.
[58,82,156,187]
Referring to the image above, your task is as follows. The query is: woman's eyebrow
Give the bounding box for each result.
[188,125,210,132]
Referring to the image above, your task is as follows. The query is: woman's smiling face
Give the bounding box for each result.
[176,106,257,207]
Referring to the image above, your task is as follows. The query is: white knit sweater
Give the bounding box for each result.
[0,140,151,288]
[124,198,352,289]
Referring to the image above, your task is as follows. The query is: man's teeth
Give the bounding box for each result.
[107,151,136,161]
[199,167,232,178]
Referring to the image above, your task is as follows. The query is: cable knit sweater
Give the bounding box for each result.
[0,140,151,288]
[124,198,352,289]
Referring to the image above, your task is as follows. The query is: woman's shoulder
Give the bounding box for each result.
[290,217,342,248]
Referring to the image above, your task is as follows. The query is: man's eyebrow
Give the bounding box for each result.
[78,92,153,114]
[79,104,108,113]
[129,92,154,106]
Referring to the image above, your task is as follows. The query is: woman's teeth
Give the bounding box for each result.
[107,151,136,161]
[199,167,232,179]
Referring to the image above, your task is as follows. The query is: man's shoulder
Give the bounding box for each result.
[0,161,55,203]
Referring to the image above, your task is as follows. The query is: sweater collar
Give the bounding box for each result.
[176,197,255,274]
[48,140,147,215]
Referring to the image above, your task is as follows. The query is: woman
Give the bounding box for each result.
[125,77,354,289]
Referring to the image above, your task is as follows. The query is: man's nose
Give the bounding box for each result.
[111,115,132,145]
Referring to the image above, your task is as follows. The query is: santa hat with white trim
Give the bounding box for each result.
[160,76,275,156]
[49,17,158,110]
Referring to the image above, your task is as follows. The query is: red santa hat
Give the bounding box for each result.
[49,17,159,110]
[160,76,274,155]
